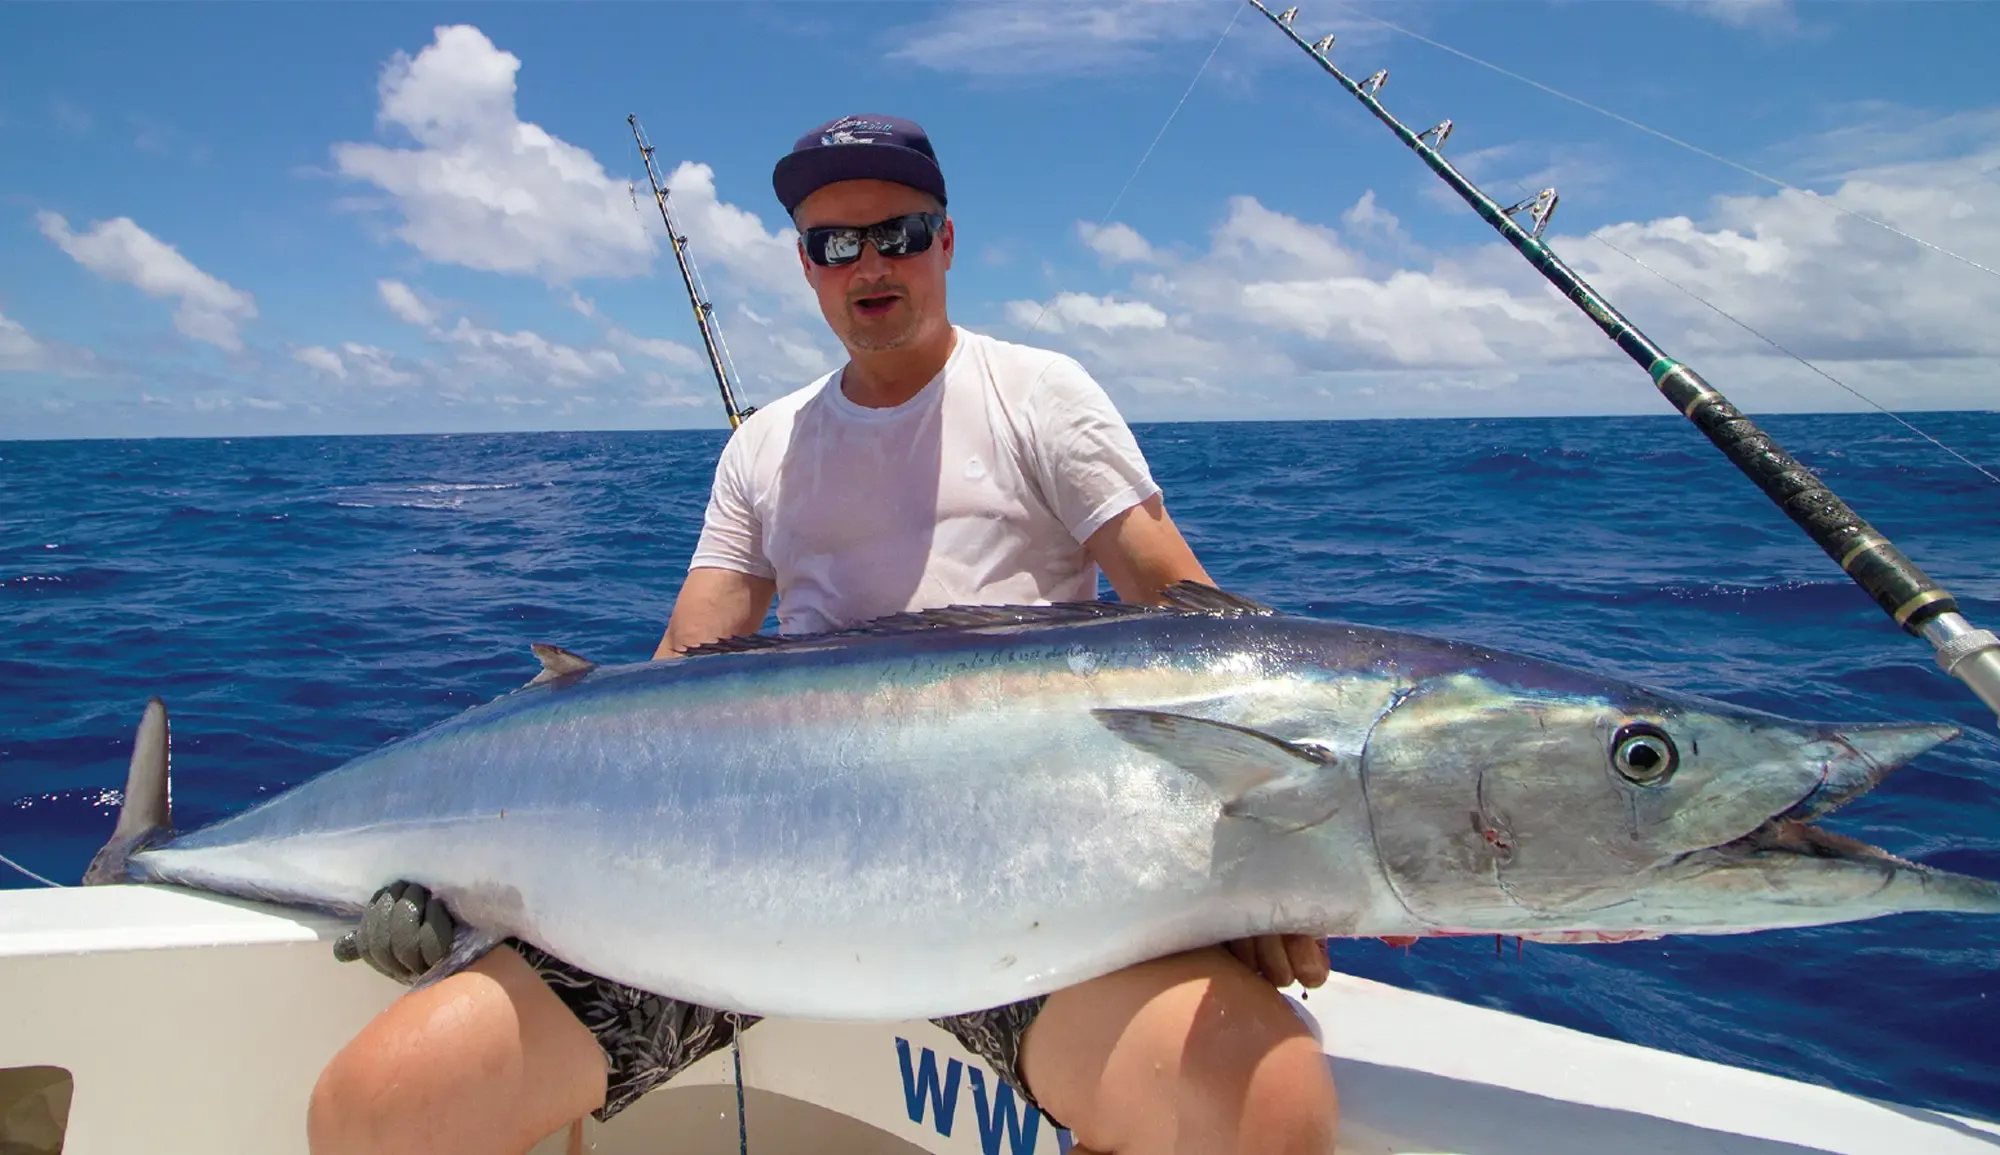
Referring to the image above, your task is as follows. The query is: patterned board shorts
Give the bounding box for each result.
[508,940,1051,1123]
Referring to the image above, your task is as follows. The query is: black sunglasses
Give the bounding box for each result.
[802,213,946,268]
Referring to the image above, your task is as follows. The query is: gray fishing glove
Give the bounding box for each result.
[332,881,456,984]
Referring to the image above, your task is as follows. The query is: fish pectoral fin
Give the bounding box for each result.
[1092,708,1340,828]
[527,644,597,686]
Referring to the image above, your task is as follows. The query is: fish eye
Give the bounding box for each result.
[1611,722,1678,785]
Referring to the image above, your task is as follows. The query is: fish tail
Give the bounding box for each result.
[82,698,173,886]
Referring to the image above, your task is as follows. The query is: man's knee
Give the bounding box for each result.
[308,1018,443,1155]
[307,1041,396,1153]
[307,948,606,1155]
[1174,971,1335,1154]
[1021,947,1337,1154]
[1217,1030,1337,1155]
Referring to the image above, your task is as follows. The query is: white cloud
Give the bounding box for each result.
[627,162,837,394]
[888,1,1238,77]
[0,312,47,372]
[637,384,712,409]
[1007,292,1168,335]
[657,161,809,304]
[36,212,258,350]
[370,275,626,389]
[1209,196,1361,279]
[1340,190,1411,248]
[1079,222,1160,264]
[1661,0,1796,30]
[50,98,90,135]
[885,0,1383,79]
[331,25,653,281]
[727,303,837,380]
[377,279,438,326]
[1553,138,2000,365]
[1774,109,2000,182]
[608,327,706,371]
[325,25,828,405]
[443,318,622,387]
[1004,119,2000,417]
[293,345,348,379]
[1239,270,1582,367]
[341,342,421,388]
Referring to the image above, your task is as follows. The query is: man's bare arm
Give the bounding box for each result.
[655,567,777,659]
[1086,494,1331,991]
[1084,494,1213,605]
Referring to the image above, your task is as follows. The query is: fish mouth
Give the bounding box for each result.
[1712,721,1959,865]
[1712,816,1919,867]
[1673,719,2000,920]
[1778,721,1962,823]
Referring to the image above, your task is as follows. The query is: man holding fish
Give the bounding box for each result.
[308,115,1341,1154]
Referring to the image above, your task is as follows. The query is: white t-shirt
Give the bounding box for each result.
[689,327,1160,635]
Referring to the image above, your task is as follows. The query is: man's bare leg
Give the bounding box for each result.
[1021,946,1337,1155]
[308,947,606,1155]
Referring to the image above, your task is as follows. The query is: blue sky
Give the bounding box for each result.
[3,0,1996,439]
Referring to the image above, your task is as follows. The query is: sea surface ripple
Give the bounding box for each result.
[3,412,1997,1119]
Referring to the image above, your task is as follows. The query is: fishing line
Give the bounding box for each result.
[0,849,63,889]
[731,1029,749,1155]
[628,133,750,404]
[1326,0,2000,283]
[1584,230,2000,488]
[1026,1,1243,334]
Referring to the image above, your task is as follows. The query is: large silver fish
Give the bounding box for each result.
[85,584,1999,1020]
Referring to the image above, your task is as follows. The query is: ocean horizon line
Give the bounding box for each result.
[6,406,1995,448]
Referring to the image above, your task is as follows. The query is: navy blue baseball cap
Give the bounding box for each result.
[772,114,948,216]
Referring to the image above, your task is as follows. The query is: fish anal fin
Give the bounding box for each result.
[1092,708,1340,829]
[528,643,596,686]
[84,697,173,885]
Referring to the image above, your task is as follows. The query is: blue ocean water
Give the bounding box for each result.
[4,412,1998,1119]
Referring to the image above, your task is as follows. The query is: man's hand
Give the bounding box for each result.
[333,881,457,984]
[1226,934,1330,990]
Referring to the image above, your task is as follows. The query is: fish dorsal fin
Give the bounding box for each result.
[528,643,596,686]
[675,633,797,658]
[84,697,172,885]
[675,585,1274,660]
[1159,581,1276,615]
[675,601,1157,658]
[1092,708,1341,830]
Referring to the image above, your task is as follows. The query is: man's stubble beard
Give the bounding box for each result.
[840,301,925,353]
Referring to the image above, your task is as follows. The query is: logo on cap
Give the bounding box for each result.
[821,116,898,146]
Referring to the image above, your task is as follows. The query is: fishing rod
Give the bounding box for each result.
[1248,1,2000,724]
[628,114,755,430]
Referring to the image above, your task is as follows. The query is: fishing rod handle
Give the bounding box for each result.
[1655,363,1955,632]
